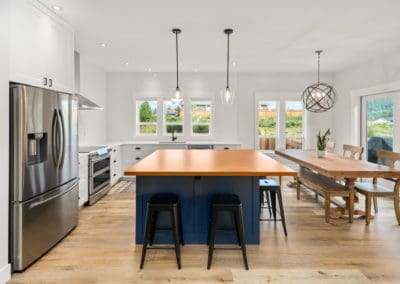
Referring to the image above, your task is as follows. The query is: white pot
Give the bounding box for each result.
[317,150,327,158]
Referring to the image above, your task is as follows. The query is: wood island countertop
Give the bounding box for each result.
[124,149,297,176]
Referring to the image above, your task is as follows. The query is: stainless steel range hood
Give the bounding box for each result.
[76,93,103,110]
[75,51,103,110]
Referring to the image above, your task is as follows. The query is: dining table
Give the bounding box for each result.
[275,149,400,222]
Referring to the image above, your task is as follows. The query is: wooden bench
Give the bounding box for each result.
[296,167,354,223]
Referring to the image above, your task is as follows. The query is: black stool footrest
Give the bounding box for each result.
[207,194,249,270]
[140,193,184,270]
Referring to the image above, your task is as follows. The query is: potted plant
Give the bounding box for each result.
[316,129,331,158]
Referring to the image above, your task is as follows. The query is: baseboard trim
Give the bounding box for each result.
[0,263,11,284]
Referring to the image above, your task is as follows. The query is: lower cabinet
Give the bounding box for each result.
[213,144,241,150]
[110,145,122,186]
[121,144,159,174]
[78,154,89,206]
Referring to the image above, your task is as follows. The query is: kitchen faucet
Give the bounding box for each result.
[171,129,177,141]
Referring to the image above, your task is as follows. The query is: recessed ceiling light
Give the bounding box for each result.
[125,62,129,66]
[99,43,106,47]
[232,61,237,67]
[52,5,63,11]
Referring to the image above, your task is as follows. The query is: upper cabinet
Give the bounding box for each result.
[10,0,74,94]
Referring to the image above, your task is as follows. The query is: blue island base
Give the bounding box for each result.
[135,176,260,245]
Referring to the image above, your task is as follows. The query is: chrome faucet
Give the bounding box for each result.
[171,129,177,141]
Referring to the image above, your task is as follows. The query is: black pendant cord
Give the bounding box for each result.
[224,29,233,90]
[226,32,230,89]
[316,50,322,84]
[175,31,179,90]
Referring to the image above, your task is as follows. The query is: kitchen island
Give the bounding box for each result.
[125,149,296,244]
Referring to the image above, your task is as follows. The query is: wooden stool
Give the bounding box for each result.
[259,179,288,236]
[140,193,184,269]
[207,194,249,270]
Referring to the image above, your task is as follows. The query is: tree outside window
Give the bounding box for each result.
[137,100,157,135]
[164,101,184,134]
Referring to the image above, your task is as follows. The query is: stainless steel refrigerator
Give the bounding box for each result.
[9,83,79,271]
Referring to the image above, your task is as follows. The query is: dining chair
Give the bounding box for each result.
[326,141,335,153]
[342,144,364,160]
[355,150,400,225]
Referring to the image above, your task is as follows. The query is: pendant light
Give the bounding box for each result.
[302,50,336,113]
[221,28,234,104]
[172,28,183,103]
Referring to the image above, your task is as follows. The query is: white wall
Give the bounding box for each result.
[0,0,10,282]
[78,57,108,145]
[332,49,400,151]
[106,72,334,149]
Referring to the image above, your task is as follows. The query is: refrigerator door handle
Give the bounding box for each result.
[29,181,78,209]
[51,110,59,168]
[57,109,66,169]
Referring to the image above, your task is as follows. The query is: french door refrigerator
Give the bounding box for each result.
[9,83,79,271]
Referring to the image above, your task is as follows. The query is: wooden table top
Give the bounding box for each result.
[275,149,400,179]
[125,149,297,176]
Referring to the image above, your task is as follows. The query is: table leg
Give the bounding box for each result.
[330,178,367,221]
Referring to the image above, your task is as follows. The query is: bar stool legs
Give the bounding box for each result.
[140,194,183,270]
[260,179,288,237]
[207,194,249,270]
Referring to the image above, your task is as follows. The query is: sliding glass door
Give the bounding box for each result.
[257,99,305,152]
[361,93,400,162]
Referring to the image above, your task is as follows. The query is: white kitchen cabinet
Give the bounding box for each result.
[10,0,74,94]
[121,144,158,174]
[78,154,89,206]
[110,145,122,186]
[213,144,241,150]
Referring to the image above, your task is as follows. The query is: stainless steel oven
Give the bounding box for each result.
[88,148,111,205]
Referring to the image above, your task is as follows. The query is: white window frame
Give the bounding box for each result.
[361,92,400,160]
[190,100,212,136]
[255,92,307,152]
[163,100,184,136]
[257,100,280,153]
[283,101,305,150]
[136,99,158,136]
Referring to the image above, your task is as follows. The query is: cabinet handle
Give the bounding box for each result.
[113,174,116,177]
[135,147,141,150]
[49,78,53,87]
[224,147,230,150]
[113,149,116,152]
[113,160,117,163]
[135,157,141,160]
[43,77,48,86]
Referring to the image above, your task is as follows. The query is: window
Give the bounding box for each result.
[285,101,303,149]
[136,100,158,135]
[191,101,212,135]
[258,101,278,150]
[164,100,184,135]
[361,93,400,163]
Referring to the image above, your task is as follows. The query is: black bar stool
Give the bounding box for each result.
[207,194,249,270]
[259,179,288,236]
[140,193,184,269]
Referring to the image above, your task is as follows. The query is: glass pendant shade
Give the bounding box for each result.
[302,50,337,113]
[172,87,183,104]
[221,87,234,104]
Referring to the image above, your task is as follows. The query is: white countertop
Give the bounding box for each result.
[104,140,241,146]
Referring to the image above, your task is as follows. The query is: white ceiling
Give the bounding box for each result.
[42,0,400,73]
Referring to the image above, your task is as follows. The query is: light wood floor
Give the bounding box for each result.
[9,177,400,283]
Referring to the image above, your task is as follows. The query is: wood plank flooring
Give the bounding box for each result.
[9,177,400,283]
